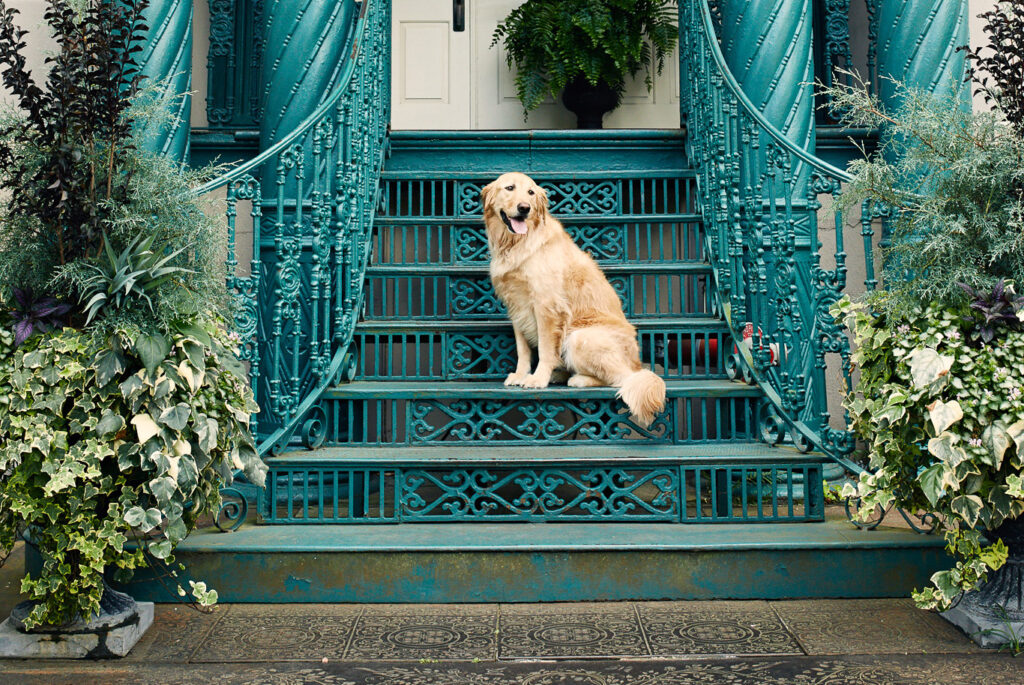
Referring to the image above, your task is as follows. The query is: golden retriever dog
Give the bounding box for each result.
[480,172,667,428]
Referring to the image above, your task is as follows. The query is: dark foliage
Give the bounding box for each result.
[7,287,71,346]
[960,280,1024,343]
[0,0,149,266]
[963,1,1024,138]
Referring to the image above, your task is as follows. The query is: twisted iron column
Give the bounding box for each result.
[258,0,358,185]
[875,0,969,109]
[136,0,193,162]
[717,0,816,187]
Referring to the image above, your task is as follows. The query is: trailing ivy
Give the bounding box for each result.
[0,319,265,629]
[834,296,1024,610]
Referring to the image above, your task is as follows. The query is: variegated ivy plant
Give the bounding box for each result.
[0,317,266,629]
[833,296,1024,611]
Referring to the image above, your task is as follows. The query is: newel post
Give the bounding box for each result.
[136,0,193,162]
[717,0,816,189]
[257,0,359,186]
[875,0,970,111]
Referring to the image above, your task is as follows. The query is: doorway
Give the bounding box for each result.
[390,0,681,130]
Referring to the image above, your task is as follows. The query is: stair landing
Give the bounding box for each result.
[116,517,947,603]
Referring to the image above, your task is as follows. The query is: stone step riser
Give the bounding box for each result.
[361,270,718,321]
[370,220,707,268]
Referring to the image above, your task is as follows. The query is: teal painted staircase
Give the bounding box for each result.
[115,0,956,603]
[257,131,829,526]
[121,131,947,603]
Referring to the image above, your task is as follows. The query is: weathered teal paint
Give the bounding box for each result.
[108,522,949,602]
[132,0,971,592]
[258,0,358,185]
[188,0,390,452]
[717,0,815,187]
[136,0,193,162]
[876,0,970,110]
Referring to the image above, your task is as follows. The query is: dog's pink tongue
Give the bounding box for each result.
[509,217,528,234]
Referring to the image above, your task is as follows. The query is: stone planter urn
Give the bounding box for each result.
[0,544,153,659]
[561,76,619,129]
[942,517,1024,648]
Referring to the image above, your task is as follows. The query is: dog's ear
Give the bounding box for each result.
[480,181,497,210]
[535,184,549,214]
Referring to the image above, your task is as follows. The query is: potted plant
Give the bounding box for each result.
[0,0,264,655]
[823,2,1024,646]
[492,0,678,128]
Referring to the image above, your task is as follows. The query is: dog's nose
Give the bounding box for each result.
[517,203,530,216]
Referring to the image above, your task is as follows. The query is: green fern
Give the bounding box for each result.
[492,0,678,114]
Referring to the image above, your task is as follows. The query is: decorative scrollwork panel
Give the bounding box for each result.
[409,398,673,444]
[447,333,518,379]
[400,467,680,521]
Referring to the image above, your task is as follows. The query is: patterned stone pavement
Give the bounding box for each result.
[0,544,1021,684]
[2,654,1024,685]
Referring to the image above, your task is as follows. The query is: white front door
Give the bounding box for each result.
[391,0,472,130]
[392,0,680,130]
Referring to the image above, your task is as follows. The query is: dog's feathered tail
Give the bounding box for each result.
[617,369,667,429]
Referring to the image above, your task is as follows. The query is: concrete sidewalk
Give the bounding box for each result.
[0,543,1021,684]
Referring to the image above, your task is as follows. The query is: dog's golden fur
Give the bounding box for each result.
[481,172,666,427]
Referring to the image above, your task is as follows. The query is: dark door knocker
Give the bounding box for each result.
[453,0,466,32]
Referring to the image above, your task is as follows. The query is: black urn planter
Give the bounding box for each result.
[942,516,1024,647]
[2,532,154,657]
[561,77,619,129]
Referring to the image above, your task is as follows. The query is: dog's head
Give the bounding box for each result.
[481,172,549,237]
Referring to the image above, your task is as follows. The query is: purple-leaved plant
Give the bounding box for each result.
[8,287,71,346]
[959,280,1024,343]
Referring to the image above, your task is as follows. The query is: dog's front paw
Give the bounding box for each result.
[519,373,551,389]
[504,372,529,387]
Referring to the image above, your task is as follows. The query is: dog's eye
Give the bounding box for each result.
[505,185,514,191]
[528,189,535,195]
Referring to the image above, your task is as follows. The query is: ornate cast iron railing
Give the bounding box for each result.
[682,0,879,472]
[194,0,390,456]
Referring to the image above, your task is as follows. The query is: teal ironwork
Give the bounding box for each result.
[213,487,248,531]
[185,0,967,530]
[250,122,826,524]
[206,0,265,128]
[682,0,972,472]
[875,0,969,108]
[683,0,861,467]
[136,0,192,161]
[193,0,390,453]
[258,454,825,524]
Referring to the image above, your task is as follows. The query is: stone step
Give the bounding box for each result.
[258,442,825,525]
[115,519,949,603]
[383,129,691,176]
[303,380,763,448]
[322,379,759,400]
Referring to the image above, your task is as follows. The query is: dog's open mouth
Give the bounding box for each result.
[500,210,529,235]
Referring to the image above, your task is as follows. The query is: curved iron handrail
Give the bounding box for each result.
[693,4,852,184]
[193,1,373,197]
[684,0,873,473]
[195,0,390,459]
